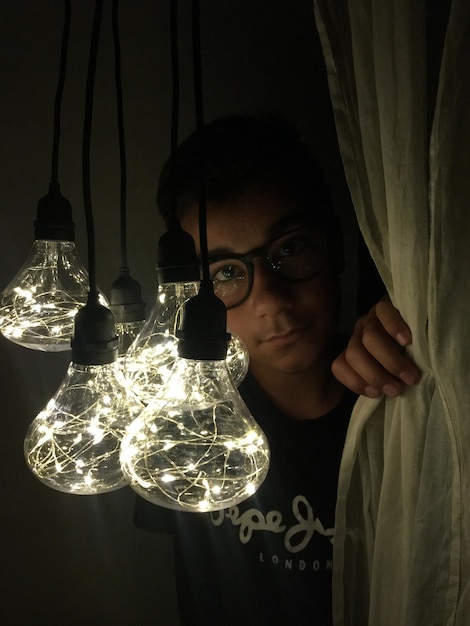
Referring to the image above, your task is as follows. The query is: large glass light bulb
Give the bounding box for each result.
[24,294,144,495]
[0,183,100,351]
[123,281,198,403]
[120,357,270,512]
[24,362,143,494]
[124,281,249,404]
[0,239,91,351]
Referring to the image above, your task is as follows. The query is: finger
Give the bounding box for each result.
[361,315,421,385]
[332,352,384,398]
[341,333,405,396]
[375,298,412,346]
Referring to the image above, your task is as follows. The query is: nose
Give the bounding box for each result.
[249,259,292,315]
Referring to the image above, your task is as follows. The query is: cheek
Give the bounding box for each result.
[226,310,252,346]
[303,275,341,327]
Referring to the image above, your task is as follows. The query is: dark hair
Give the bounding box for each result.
[157,113,334,225]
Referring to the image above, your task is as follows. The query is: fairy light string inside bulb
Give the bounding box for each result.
[120,275,270,510]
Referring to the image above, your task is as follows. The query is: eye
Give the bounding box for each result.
[276,234,308,258]
[210,262,246,284]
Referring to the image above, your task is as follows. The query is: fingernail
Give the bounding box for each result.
[399,371,417,386]
[365,386,381,398]
[396,332,411,346]
[382,383,400,397]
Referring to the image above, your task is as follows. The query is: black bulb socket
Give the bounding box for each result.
[34,182,75,241]
[71,292,118,365]
[109,267,146,323]
[176,282,230,361]
[156,222,200,284]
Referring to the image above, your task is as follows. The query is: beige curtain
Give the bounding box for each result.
[314,1,470,624]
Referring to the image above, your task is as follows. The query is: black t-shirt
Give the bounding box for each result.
[134,371,356,626]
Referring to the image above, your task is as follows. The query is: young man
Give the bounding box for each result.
[133,114,418,625]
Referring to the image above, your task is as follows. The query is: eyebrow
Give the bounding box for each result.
[204,211,312,260]
[267,211,311,239]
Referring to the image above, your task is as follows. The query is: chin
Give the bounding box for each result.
[263,351,325,376]
[267,336,333,374]
[277,360,321,376]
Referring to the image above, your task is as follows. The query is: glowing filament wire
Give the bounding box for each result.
[120,358,270,512]
[0,240,92,351]
[124,281,249,404]
[24,362,143,494]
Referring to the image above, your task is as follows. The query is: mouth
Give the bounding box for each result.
[264,326,308,347]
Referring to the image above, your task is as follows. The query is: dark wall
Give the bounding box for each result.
[0,2,355,624]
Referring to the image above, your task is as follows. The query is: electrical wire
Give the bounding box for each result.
[51,0,71,185]
[169,0,180,223]
[109,0,145,327]
[112,0,129,269]
[81,0,104,296]
[191,0,210,286]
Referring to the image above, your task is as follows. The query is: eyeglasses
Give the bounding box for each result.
[208,226,327,309]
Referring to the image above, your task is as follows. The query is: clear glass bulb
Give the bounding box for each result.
[226,331,249,385]
[124,281,198,403]
[124,281,249,404]
[0,240,91,351]
[120,357,270,512]
[115,319,146,360]
[24,361,144,495]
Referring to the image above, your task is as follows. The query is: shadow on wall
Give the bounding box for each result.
[0,338,180,625]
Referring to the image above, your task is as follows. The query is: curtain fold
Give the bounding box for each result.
[314,1,470,623]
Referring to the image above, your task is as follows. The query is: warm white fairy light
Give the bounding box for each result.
[120,357,270,512]
[24,362,144,495]
[0,240,94,351]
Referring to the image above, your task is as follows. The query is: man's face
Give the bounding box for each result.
[180,190,340,381]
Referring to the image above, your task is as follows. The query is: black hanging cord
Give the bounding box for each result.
[176,0,229,360]
[156,0,199,285]
[34,0,74,242]
[112,0,128,269]
[169,0,180,222]
[191,0,210,286]
[51,0,71,185]
[82,0,104,296]
[72,0,118,365]
[109,0,145,324]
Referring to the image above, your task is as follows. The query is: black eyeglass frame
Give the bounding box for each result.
[206,225,328,309]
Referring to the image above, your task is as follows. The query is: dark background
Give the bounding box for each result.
[0,2,360,624]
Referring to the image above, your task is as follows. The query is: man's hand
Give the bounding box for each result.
[332,297,422,397]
